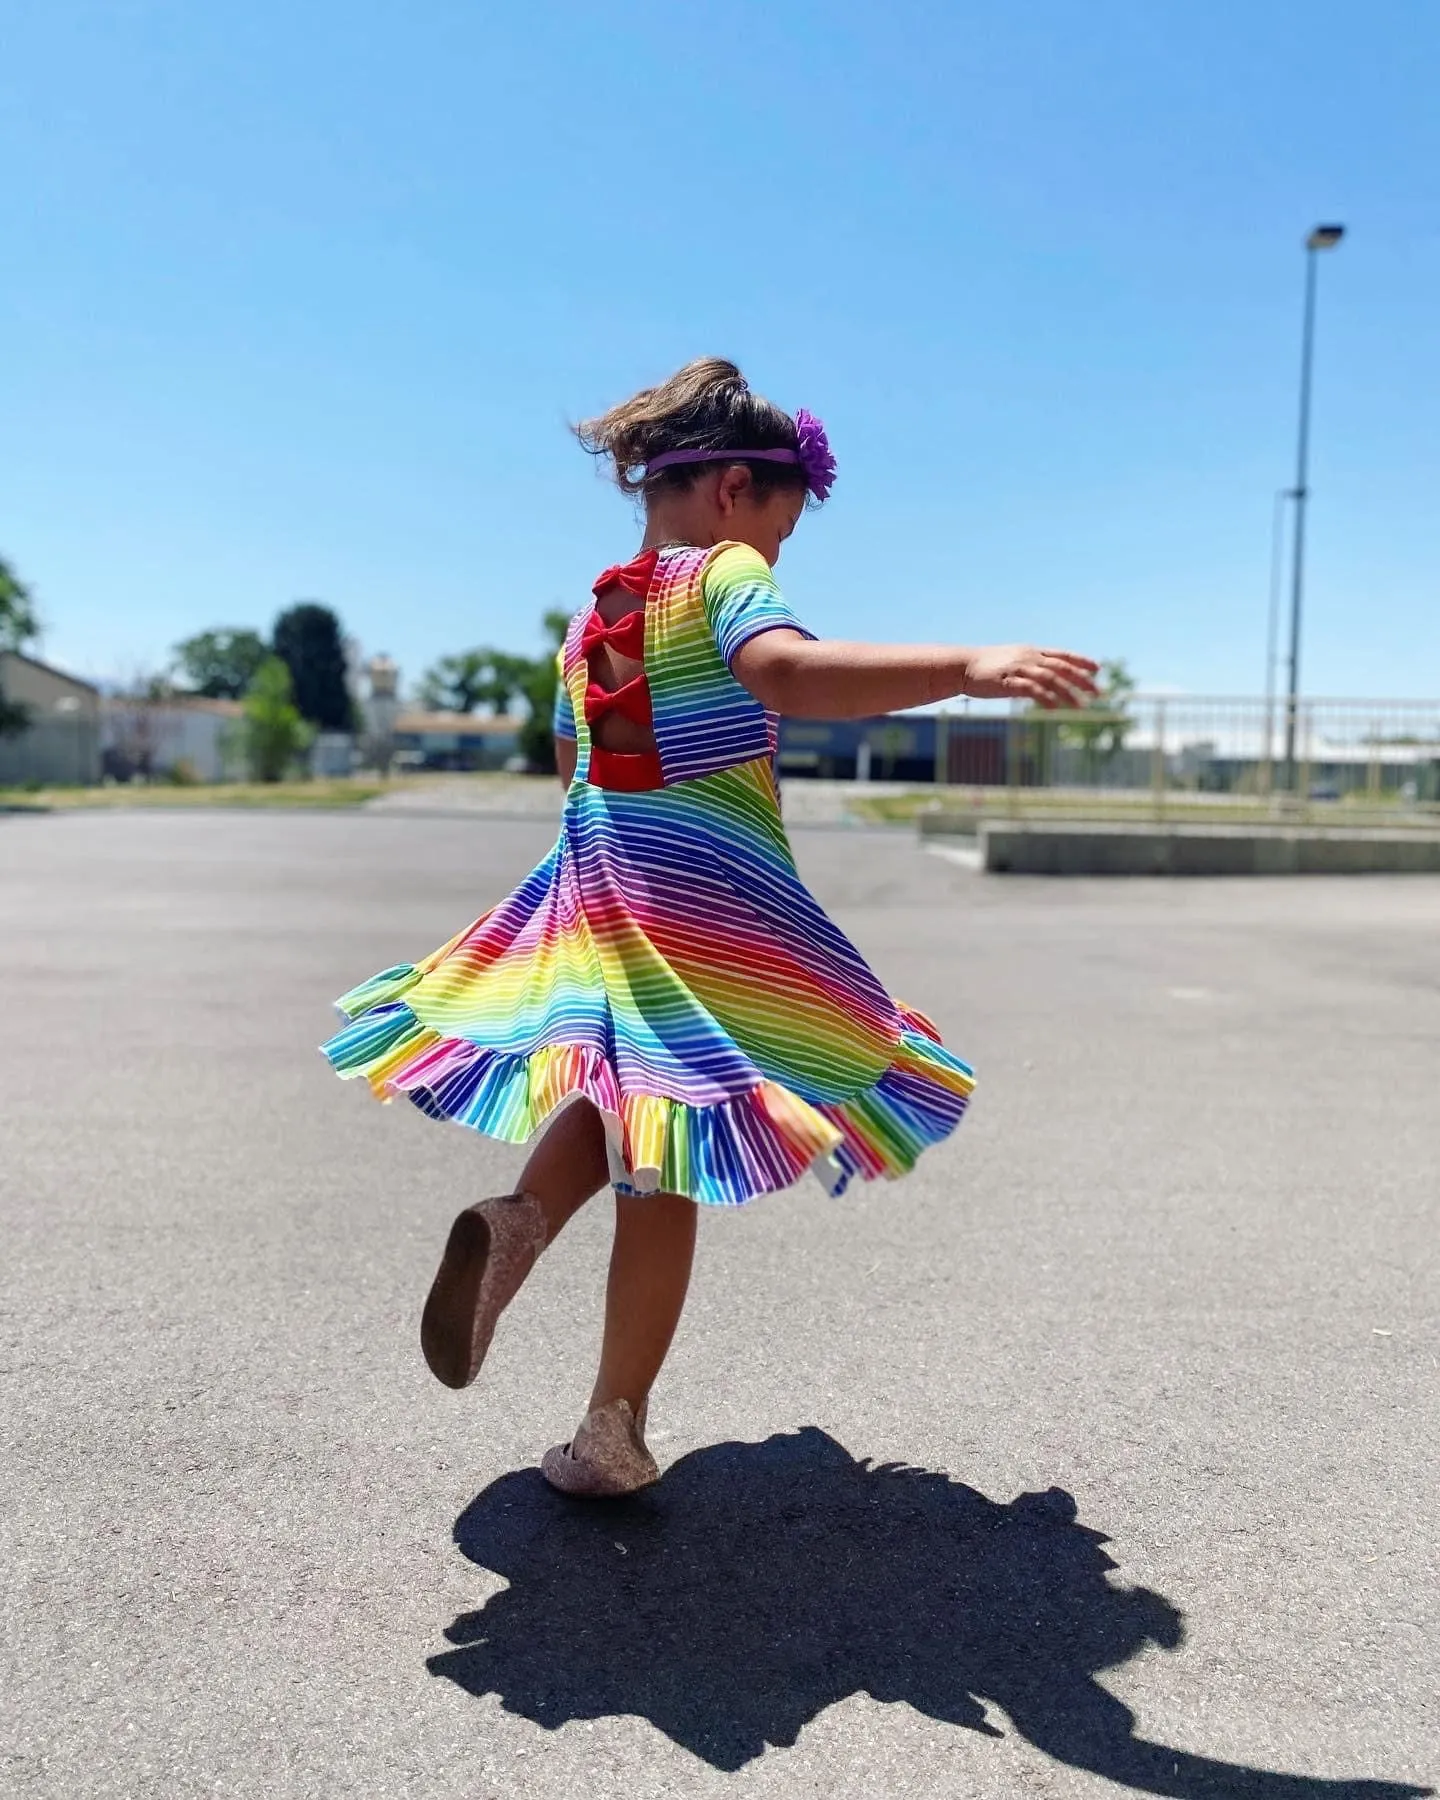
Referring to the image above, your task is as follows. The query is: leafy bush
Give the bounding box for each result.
[243,657,314,781]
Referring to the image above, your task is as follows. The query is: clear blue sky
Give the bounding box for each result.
[4,1,1437,698]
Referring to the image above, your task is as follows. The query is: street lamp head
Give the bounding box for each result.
[1307,224,1346,251]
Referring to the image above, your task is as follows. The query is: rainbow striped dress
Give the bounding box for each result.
[322,542,975,1205]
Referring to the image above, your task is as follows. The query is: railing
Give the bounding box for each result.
[933,696,1440,826]
[0,716,101,788]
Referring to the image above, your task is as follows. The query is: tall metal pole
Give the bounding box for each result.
[1263,487,1291,795]
[1282,224,1344,791]
[1282,249,1319,791]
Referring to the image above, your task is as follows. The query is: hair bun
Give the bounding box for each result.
[574,357,808,499]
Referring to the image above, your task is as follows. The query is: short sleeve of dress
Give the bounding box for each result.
[552,647,577,741]
[701,542,814,670]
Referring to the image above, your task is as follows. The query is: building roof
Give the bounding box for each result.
[0,649,100,695]
[168,695,245,717]
[100,693,245,718]
[393,711,522,738]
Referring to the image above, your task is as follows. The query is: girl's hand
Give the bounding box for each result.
[963,646,1101,709]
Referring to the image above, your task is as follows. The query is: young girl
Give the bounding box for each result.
[323,359,1097,1497]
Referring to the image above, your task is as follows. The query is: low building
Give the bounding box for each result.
[101,694,247,783]
[101,696,367,783]
[0,651,102,786]
[1193,742,1440,801]
[392,711,522,772]
[777,713,1011,784]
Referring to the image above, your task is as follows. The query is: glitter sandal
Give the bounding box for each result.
[541,1398,660,1497]
[420,1192,547,1389]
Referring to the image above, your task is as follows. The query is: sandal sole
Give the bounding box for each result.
[420,1207,494,1389]
[540,1452,659,1499]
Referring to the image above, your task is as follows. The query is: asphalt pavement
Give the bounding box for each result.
[2,809,1436,1799]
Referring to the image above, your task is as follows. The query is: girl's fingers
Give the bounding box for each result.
[1041,651,1102,675]
[1026,677,1094,709]
[1030,668,1082,705]
[1031,660,1100,704]
[1005,656,1103,708]
[1039,658,1101,695]
[1008,677,1060,707]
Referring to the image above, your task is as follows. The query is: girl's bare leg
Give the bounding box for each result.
[421,1100,612,1388]
[587,1191,698,1418]
[517,1099,612,1240]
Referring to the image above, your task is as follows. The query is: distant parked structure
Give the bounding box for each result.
[0,651,102,785]
[391,710,522,772]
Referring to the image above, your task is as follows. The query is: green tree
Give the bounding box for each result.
[0,555,40,652]
[517,610,573,773]
[484,652,536,716]
[172,627,270,699]
[418,649,534,716]
[869,722,915,779]
[272,603,353,732]
[418,650,492,714]
[1059,659,1138,772]
[242,657,313,781]
[0,554,40,736]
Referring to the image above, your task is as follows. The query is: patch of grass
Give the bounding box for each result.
[847,791,942,824]
[0,780,390,810]
[850,787,1440,831]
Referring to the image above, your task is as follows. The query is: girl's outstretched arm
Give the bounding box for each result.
[732,630,1101,720]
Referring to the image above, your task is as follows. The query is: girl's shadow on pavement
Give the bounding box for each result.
[429,1427,1431,1796]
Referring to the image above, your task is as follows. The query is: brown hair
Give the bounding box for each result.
[574,357,810,500]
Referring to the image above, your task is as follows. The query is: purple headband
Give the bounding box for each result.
[643,407,836,502]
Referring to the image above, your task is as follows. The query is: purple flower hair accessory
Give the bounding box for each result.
[793,408,837,502]
[641,406,837,501]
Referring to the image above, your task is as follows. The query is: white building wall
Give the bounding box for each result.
[100,702,243,781]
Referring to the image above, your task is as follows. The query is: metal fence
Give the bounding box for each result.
[0,716,102,787]
[935,696,1440,823]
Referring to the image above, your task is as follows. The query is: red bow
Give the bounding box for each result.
[586,673,653,729]
[591,547,659,602]
[581,608,647,662]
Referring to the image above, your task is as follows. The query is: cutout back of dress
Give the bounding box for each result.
[584,550,662,790]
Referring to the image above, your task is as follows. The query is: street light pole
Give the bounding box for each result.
[1282,223,1345,792]
[1263,486,1293,795]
